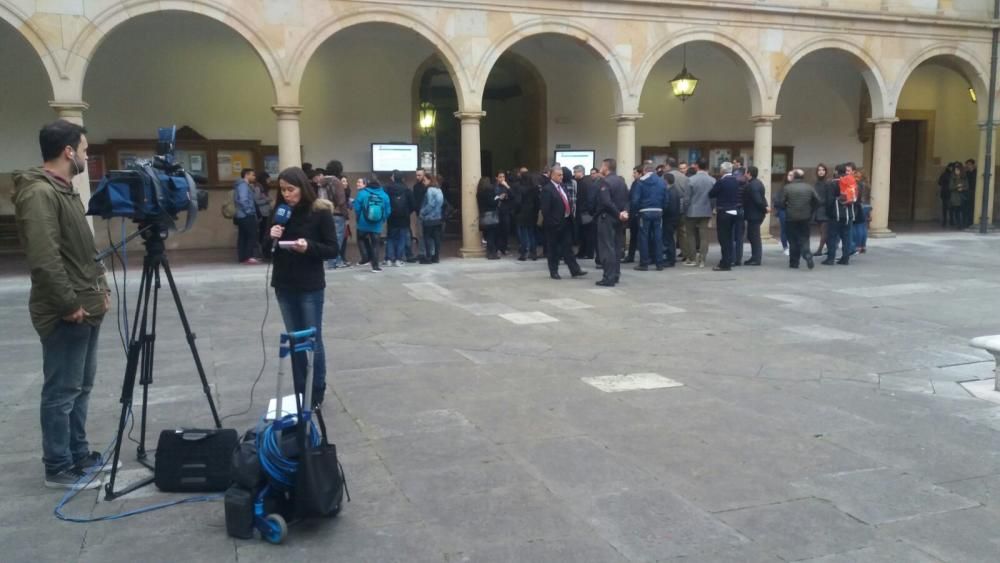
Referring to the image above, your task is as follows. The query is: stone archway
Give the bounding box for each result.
[893,49,994,226]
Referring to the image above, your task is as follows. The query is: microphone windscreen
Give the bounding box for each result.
[274,204,292,225]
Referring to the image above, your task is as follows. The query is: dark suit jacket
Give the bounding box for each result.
[540,181,571,228]
[743,178,768,222]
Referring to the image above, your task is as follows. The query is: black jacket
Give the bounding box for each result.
[540,181,572,228]
[576,176,598,217]
[597,174,629,218]
[743,178,768,222]
[513,176,540,227]
[477,187,498,231]
[271,199,339,292]
[814,179,833,221]
[495,182,515,213]
[412,181,428,210]
[386,182,415,229]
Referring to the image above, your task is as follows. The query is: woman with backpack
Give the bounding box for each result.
[268,167,339,406]
[419,175,446,264]
[353,176,391,272]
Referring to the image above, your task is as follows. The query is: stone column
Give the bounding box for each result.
[272,105,303,170]
[868,117,898,238]
[973,121,997,228]
[50,101,93,229]
[751,114,779,241]
[614,114,643,175]
[456,111,486,258]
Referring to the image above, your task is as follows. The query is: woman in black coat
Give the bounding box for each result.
[269,167,339,406]
[476,177,500,259]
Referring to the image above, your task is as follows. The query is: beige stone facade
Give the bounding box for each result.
[2,0,997,254]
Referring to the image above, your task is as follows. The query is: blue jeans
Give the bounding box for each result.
[387,226,410,261]
[328,215,347,267]
[518,225,536,256]
[274,288,326,402]
[422,223,442,259]
[41,321,100,474]
[638,211,664,267]
[852,204,870,251]
[776,208,788,249]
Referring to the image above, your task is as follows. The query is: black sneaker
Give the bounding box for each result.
[75,451,123,474]
[45,467,101,490]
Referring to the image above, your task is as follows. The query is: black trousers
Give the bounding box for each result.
[236,216,258,262]
[497,211,512,253]
[662,218,678,265]
[597,214,623,283]
[787,220,812,267]
[546,219,582,276]
[626,214,639,259]
[745,217,763,263]
[359,231,380,269]
[716,211,737,268]
[577,221,596,258]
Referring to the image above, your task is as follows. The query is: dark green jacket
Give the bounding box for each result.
[782,180,821,222]
[13,168,108,338]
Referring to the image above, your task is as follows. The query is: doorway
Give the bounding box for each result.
[889,120,923,222]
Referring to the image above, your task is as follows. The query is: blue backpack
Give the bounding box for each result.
[363,189,385,223]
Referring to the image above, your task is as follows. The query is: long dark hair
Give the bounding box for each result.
[275,166,317,209]
[816,163,829,181]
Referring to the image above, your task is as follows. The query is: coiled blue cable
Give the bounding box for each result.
[257,415,321,491]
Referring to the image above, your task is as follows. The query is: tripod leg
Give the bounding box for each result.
[160,257,222,428]
[136,265,161,463]
[105,256,156,500]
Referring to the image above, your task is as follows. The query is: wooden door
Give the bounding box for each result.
[890,120,920,222]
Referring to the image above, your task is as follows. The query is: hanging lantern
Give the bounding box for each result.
[671,45,699,102]
[419,102,437,133]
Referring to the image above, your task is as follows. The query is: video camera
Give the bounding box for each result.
[88,126,208,232]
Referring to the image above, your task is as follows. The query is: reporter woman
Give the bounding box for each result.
[269,167,339,406]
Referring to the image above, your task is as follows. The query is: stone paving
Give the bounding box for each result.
[2,232,1000,562]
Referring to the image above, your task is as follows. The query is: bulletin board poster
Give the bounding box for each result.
[217,150,255,183]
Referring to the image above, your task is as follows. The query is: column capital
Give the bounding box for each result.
[750,114,780,124]
[49,100,89,114]
[454,111,486,123]
[271,105,303,118]
[612,113,643,123]
[868,117,898,127]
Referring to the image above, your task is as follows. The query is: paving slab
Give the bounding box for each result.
[791,468,979,525]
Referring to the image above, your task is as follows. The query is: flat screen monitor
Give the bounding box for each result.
[554,150,596,173]
[371,143,419,172]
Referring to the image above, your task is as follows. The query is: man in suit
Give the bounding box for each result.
[540,166,587,280]
[574,165,598,260]
[664,158,689,261]
[708,161,741,271]
[742,166,768,265]
[595,158,630,287]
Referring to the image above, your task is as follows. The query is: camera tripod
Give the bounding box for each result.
[103,223,221,500]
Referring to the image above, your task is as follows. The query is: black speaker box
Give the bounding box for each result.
[154,428,239,492]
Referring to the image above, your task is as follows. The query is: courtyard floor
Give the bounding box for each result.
[2,232,1000,562]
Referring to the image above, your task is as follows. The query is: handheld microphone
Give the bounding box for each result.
[271,204,292,252]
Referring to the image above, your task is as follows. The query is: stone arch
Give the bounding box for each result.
[473,19,629,114]
[890,43,991,122]
[0,3,58,98]
[287,8,472,110]
[632,29,768,117]
[66,1,283,102]
[775,37,891,119]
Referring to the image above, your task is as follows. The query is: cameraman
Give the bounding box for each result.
[269,167,339,405]
[13,120,111,489]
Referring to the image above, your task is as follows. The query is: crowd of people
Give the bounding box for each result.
[938,159,978,229]
[473,156,875,285]
[235,154,982,285]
